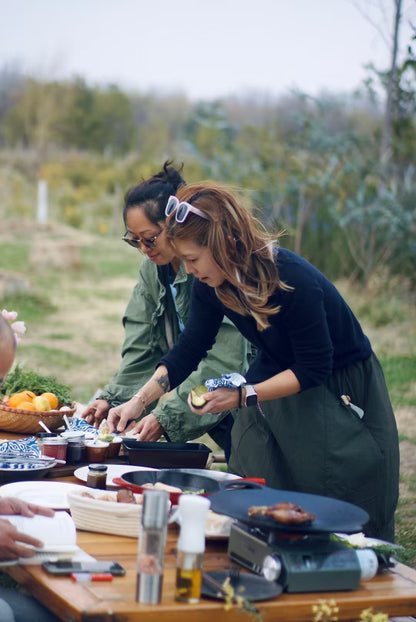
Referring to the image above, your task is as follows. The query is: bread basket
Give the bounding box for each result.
[68,488,143,538]
[0,404,76,433]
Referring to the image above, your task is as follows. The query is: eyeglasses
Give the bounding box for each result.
[122,228,164,250]
[165,195,209,223]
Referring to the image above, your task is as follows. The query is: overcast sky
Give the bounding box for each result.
[1,0,415,100]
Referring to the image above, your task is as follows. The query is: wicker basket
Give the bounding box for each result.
[68,488,143,538]
[0,404,76,433]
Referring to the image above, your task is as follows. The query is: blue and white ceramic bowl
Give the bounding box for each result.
[0,457,57,483]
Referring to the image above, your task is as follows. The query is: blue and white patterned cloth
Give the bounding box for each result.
[66,416,99,436]
[0,436,41,459]
[205,373,246,391]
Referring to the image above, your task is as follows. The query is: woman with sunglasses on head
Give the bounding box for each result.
[107,181,399,541]
[82,163,251,452]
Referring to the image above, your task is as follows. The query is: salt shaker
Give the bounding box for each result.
[136,490,170,605]
[175,494,211,603]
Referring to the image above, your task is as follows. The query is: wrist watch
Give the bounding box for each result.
[244,384,258,407]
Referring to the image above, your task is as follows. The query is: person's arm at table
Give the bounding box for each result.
[0,498,55,562]
[107,365,170,433]
[82,271,165,426]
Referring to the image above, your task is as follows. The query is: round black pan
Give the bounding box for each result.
[209,486,369,534]
[113,469,264,505]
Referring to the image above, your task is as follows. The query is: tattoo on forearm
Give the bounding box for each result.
[156,374,170,394]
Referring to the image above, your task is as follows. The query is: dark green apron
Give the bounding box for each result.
[228,353,399,541]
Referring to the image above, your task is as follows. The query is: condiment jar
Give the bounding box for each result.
[86,464,108,489]
[42,436,68,462]
[85,440,109,463]
[175,494,211,603]
[36,432,57,453]
[66,436,86,464]
[136,490,170,604]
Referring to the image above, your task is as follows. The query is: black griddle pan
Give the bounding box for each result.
[209,485,369,534]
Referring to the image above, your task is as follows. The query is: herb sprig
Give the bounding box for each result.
[1,363,72,406]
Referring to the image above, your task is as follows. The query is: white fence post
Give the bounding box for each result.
[37,179,48,224]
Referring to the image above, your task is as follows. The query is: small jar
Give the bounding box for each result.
[36,432,57,453]
[85,440,109,463]
[42,436,68,462]
[66,437,86,464]
[86,464,108,489]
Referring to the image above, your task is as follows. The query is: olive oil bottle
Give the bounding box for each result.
[175,495,210,603]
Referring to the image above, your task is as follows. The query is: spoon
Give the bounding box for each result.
[39,420,52,434]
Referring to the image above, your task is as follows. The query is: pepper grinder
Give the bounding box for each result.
[136,490,170,604]
[175,494,211,603]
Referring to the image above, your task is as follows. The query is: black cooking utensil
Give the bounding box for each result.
[112,469,264,505]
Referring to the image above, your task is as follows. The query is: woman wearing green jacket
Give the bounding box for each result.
[82,162,251,451]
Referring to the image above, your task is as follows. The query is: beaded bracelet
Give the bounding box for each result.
[133,391,147,415]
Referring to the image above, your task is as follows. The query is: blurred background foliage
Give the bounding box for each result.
[0,27,415,294]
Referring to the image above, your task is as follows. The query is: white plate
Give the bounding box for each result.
[0,481,85,509]
[74,464,158,488]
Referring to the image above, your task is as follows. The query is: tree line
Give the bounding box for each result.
[0,32,415,289]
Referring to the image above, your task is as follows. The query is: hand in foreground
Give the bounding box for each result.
[0,497,55,518]
[0,517,47,561]
[124,413,164,441]
[187,387,239,415]
[81,399,110,427]
[107,397,144,434]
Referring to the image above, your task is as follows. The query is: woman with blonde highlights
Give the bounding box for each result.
[108,182,399,542]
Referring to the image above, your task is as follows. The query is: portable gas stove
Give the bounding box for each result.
[228,521,377,592]
[209,483,377,593]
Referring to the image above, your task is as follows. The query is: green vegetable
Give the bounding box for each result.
[98,434,114,442]
[1,363,72,406]
[190,384,208,408]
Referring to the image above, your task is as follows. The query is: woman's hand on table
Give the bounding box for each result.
[107,397,144,433]
[81,399,110,427]
[0,517,46,561]
[124,413,164,441]
[0,497,54,518]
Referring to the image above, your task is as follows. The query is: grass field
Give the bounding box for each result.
[1,219,415,571]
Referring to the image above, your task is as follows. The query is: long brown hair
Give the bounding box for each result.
[166,182,291,330]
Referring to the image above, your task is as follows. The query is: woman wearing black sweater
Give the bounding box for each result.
[108,182,400,542]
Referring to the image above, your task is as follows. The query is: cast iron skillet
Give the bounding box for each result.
[209,485,370,534]
[112,469,264,505]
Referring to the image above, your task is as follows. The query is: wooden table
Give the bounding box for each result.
[0,432,416,621]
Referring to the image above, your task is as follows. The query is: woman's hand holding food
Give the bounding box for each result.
[107,397,145,433]
[124,413,164,441]
[108,367,170,433]
[188,387,239,415]
[81,399,110,427]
